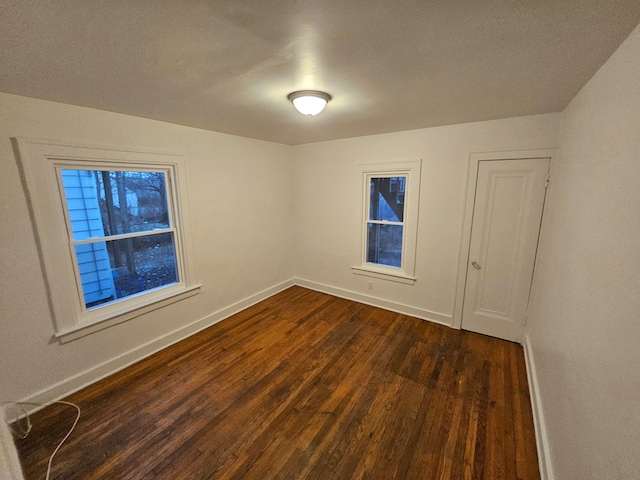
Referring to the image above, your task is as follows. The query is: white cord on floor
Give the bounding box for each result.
[2,400,81,480]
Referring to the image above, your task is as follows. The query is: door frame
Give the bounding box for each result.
[452,148,556,337]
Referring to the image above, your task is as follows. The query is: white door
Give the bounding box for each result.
[462,158,549,342]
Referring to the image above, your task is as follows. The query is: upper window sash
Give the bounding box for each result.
[58,167,174,239]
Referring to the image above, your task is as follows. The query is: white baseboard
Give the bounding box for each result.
[11,279,296,418]
[523,334,554,480]
[293,277,452,326]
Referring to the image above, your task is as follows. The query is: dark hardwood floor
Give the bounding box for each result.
[15,286,540,479]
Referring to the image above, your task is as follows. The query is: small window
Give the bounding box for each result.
[16,139,200,341]
[353,160,421,284]
[367,176,406,268]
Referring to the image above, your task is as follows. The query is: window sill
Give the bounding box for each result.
[55,284,201,343]
[351,266,416,285]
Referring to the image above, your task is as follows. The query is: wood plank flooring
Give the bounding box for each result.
[15,286,540,479]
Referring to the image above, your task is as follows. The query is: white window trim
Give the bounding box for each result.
[15,138,201,342]
[352,159,421,285]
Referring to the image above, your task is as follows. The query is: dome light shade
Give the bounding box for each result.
[287,90,332,116]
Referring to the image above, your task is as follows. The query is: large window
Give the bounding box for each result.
[16,139,200,341]
[61,169,178,308]
[353,160,421,284]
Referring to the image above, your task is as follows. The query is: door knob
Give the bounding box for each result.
[471,261,481,270]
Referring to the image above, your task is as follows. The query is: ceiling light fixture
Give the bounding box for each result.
[287,90,332,116]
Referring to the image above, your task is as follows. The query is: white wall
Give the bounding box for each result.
[526,24,640,480]
[292,115,559,324]
[0,93,294,404]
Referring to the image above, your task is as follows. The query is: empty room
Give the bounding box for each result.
[1,2,639,479]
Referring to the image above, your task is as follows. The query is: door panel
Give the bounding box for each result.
[462,158,549,342]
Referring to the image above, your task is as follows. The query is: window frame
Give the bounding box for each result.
[15,138,200,342]
[352,160,421,285]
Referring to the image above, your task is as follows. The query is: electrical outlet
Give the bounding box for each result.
[367,281,373,290]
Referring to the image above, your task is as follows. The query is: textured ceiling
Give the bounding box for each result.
[2,1,640,145]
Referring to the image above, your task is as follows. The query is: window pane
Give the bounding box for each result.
[76,232,178,309]
[366,223,403,268]
[61,170,170,241]
[369,177,405,222]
